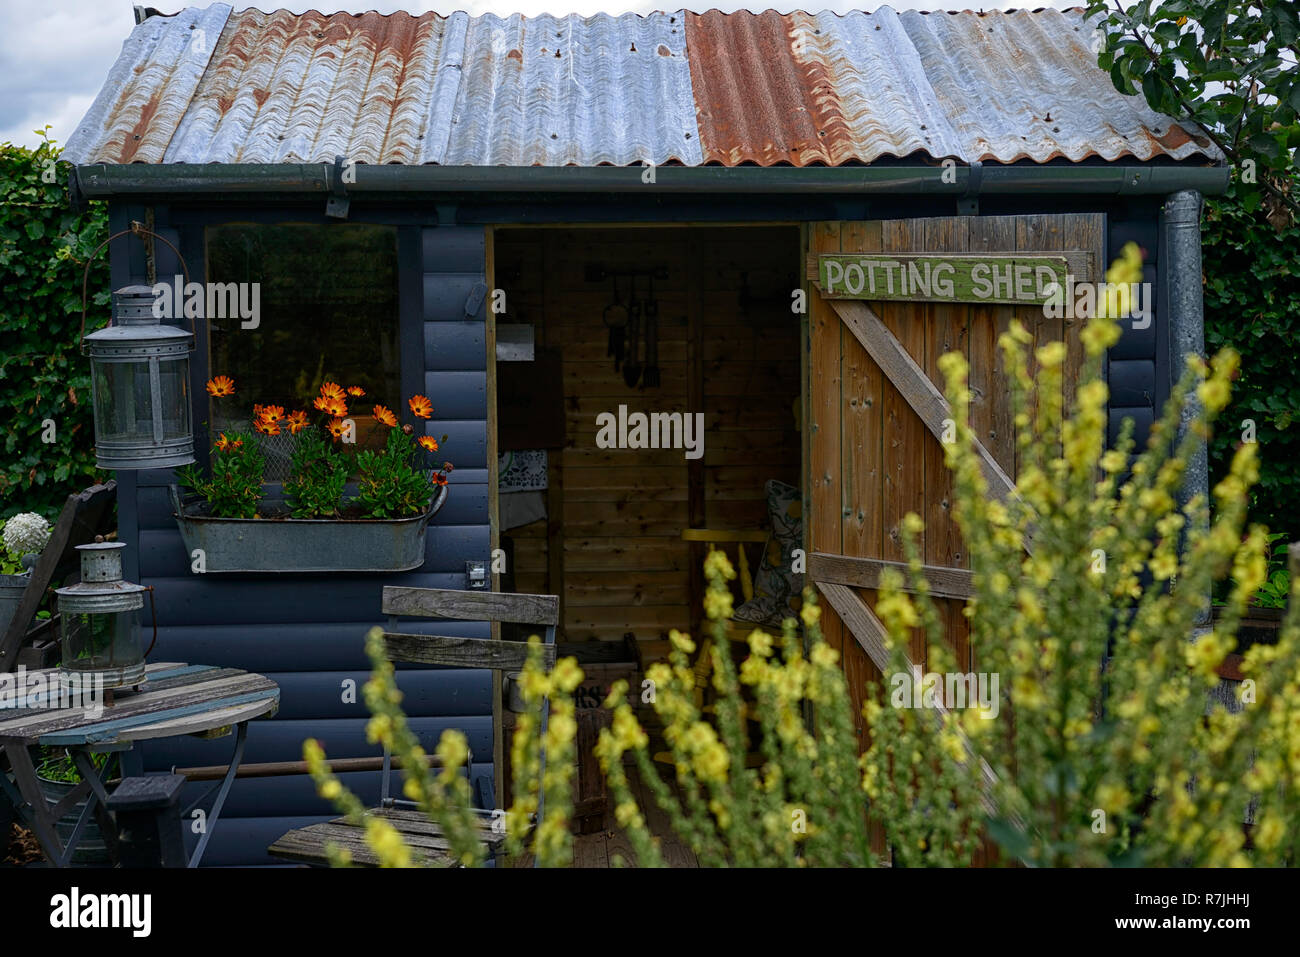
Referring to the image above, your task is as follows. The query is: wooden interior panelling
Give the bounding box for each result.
[496,227,801,645]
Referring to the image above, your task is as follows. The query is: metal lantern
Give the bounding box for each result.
[55,540,155,691]
[84,285,195,470]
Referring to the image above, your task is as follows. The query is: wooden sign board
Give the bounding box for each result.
[817,253,1071,306]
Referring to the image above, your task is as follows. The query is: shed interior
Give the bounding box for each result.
[493,226,802,658]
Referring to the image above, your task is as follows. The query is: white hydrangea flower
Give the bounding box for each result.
[2,512,51,557]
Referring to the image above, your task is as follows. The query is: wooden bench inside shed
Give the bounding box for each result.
[269,586,558,867]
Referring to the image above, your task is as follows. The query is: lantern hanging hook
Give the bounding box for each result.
[79,220,193,347]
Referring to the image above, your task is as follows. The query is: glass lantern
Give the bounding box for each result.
[55,540,154,692]
[84,285,194,470]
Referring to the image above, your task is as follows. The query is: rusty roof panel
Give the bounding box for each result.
[687,8,962,166]
[63,6,1219,169]
[64,4,231,164]
[687,7,1215,167]
[165,8,455,164]
[897,8,1215,163]
[444,12,700,167]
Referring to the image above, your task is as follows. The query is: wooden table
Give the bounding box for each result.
[0,662,279,867]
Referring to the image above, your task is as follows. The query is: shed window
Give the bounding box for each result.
[204,224,400,471]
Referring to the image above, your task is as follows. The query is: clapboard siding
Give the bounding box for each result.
[138,717,493,767]
[173,765,495,820]
[425,321,487,369]
[110,209,493,865]
[149,620,490,672]
[422,371,487,418]
[1106,206,1161,447]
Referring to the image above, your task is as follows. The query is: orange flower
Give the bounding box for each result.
[408,394,433,419]
[214,432,234,452]
[347,386,366,397]
[261,404,285,422]
[319,381,346,400]
[326,417,349,441]
[206,375,235,397]
[434,473,448,487]
[417,436,439,452]
[313,395,348,417]
[285,410,310,434]
[373,405,398,427]
[254,416,280,436]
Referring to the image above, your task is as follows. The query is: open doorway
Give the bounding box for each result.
[492,225,802,670]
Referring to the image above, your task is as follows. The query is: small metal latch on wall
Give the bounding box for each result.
[464,280,488,318]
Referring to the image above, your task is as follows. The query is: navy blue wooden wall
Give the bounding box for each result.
[1106,200,1164,449]
[108,206,493,865]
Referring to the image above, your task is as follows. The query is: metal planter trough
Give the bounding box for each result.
[170,484,448,574]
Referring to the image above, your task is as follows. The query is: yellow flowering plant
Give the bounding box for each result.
[304,627,490,867]
[304,627,584,867]
[595,555,877,867]
[863,244,1300,866]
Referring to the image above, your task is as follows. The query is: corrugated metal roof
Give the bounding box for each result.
[63,5,1219,168]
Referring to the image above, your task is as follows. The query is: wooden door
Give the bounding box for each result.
[804,215,1105,753]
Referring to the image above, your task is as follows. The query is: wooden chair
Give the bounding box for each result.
[270,586,558,867]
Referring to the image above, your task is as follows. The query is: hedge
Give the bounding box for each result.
[0,131,109,521]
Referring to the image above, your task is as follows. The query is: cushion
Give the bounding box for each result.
[733,480,803,629]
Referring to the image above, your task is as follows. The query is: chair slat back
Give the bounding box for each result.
[382,632,556,671]
[382,587,559,627]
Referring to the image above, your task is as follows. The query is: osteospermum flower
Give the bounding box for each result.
[261,404,285,422]
[205,375,235,397]
[327,417,349,440]
[253,416,280,436]
[408,394,433,419]
[285,410,309,434]
[213,432,237,452]
[319,381,346,400]
[434,473,448,487]
[417,436,438,452]
[373,405,398,427]
[2,512,51,556]
[347,385,366,397]
[314,395,348,417]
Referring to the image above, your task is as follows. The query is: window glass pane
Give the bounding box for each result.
[204,224,401,473]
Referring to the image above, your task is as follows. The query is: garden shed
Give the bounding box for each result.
[60,4,1226,865]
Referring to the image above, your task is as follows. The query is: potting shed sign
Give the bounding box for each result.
[818,253,1071,305]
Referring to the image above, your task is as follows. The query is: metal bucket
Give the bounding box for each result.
[170,484,448,573]
[0,573,30,637]
[37,775,112,867]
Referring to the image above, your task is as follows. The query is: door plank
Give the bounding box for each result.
[829,299,1016,503]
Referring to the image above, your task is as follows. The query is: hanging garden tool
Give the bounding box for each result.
[602,274,629,372]
[642,275,660,388]
[623,276,643,388]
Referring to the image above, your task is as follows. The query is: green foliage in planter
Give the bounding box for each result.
[176,431,264,519]
[36,749,108,784]
[353,427,444,519]
[0,131,109,519]
[283,428,347,518]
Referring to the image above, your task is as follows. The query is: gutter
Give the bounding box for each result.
[72,162,1230,200]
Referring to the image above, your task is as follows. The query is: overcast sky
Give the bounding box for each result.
[0,1,1080,150]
